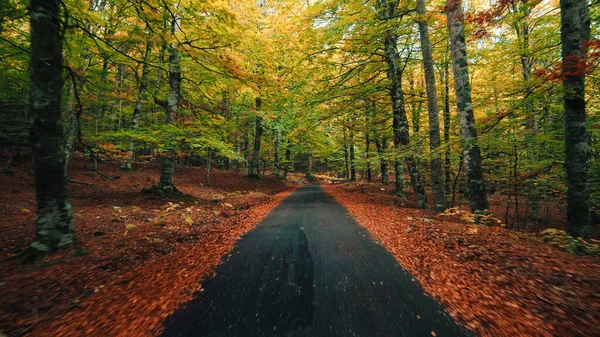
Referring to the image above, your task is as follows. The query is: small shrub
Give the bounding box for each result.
[541,229,600,256]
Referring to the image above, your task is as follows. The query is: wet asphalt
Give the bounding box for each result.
[160,185,472,337]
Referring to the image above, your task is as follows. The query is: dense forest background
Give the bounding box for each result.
[1,0,599,248]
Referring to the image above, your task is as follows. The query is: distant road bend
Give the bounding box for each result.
[161,185,471,337]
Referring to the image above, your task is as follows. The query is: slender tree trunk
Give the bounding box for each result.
[158,15,180,192]
[306,152,313,181]
[243,122,250,174]
[417,0,446,211]
[122,39,153,170]
[344,143,350,181]
[365,103,372,182]
[273,127,281,176]
[25,0,73,260]
[442,45,452,200]
[116,59,125,131]
[206,149,212,187]
[385,32,427,209]
[511,7,542,222]
[153,43,166,114]
[63,81,76,167]
[249,97,263,179]
[283,147,291,178]
[221,93,231,170]
[446,0,489,213]
[350,132,356,181]
[99,57,109,123]
[561,0,591,237]
[382,30,427,207]
[375,137,389,185]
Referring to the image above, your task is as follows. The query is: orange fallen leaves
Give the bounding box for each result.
[0,159,294,336]
[325,184,600,337]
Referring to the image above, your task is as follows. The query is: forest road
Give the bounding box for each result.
[160,185,472,337]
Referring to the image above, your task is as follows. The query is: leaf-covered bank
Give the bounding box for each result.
[325,183,600,337]
[0,158,293,336]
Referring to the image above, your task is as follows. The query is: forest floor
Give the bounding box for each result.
[0,156,293,337]
[325,182,600,337]
[1,159,599,337]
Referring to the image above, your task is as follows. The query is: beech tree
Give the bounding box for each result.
[157,11,181,192]
[561,0,591,237]
[445,0,489,213]
[376,0,428,208]
[416,0,446,211]
[249,97,264,179]
[25,0,73,261]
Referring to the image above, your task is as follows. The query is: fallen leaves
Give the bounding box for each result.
[325,183,600,337]
[0,159,293,336]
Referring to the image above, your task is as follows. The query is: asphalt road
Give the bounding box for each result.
[161,185,471,337]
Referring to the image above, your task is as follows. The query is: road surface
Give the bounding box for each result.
[161,185,471,337]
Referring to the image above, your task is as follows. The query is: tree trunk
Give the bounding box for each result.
[446,0,489,213]
[158,15,180,192]
[561,0,591,237]
[206,149,212,187]
[283,147,292,178]
[122,39,153,170]
[365,102,372,182]
[350,132,356,181]
[25,0,73,260]
[249,97,263,179]
[273,127,281,176]
[383,32,427,207]
[375,137,389,185]
[441,45,452,200]
[63,81,77,167]
[344,143,350,181]
[417,0,446,211]
[306,152,313,181]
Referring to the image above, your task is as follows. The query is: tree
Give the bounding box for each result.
[157,11,181,192]
[446,0,489,213]
[249,97,264,179]
[377,0,428,208]
[121,37,153,170]
[561,0,591,237]
[24,0,73,261]
[416,0,446,211]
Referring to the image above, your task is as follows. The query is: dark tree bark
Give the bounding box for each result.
[350,131,356,181]
[306,152,313,181]
[158,15,181,192]
[446,0,489,213]
[273,127,281,176]
[249,97,263,179]
[365,102,373,182]
[374,137,389,185]
[344,142,350,181]
[384,33,427,207]
[206,149,212,187]
[377,1,427,207]
[417,0,446,211]
[243,123,250,173]
[283,147,292,178]
[561,0,591,237]
[441,45,452,200]
[25,0,73,260]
